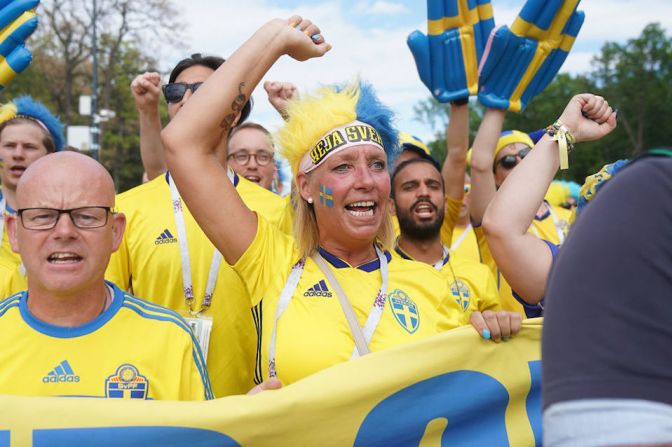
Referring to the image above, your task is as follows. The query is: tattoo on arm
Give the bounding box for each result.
[221,82,247,129]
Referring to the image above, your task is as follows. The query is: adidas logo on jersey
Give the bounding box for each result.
[155,229,177,245]
[43,360,80,383]
[304,280,332,297]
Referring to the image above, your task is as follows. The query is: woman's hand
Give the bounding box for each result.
[274,15,332,62]
[470,310,523,342]
[557,94,618,143]
[247,378,283,395]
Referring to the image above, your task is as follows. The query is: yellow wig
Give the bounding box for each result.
[277,84,359,176]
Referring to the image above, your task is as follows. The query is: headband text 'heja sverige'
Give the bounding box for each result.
[299,120,385,173]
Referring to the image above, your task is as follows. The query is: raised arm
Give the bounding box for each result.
[468,108,506,224]
[161,16,329,264]
[264,80,299,121]
[442,102,469,201]
[131,72,167,180]
[482,94,617,303]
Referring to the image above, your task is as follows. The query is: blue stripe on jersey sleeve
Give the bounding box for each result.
[0,293,21,317]
[122,297,213,400]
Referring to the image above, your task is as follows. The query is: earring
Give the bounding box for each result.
[307,197,314,204]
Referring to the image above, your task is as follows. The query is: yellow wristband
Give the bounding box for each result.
[545,121,575,170]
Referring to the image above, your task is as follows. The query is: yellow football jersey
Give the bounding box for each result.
[439,196,462,245]
[105,171,291,397]
[233,216,463,385]
[0,197,21,269]
[450,225,480,262]
[0,282,212,400]
[0,257,25,299]
[530,202,571,246]
[392,246,500,325]
[472,225,548,318]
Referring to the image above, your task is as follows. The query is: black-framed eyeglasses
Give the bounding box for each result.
[162,82,203,104]
[18,207,112,230]
[227,150,274,166]
[495,147,532,170]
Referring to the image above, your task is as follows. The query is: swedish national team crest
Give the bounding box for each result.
[388,289,420,334]
[105,364,149,399]
[450,280,471,312]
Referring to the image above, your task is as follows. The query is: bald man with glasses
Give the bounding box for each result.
[0,151,212,400]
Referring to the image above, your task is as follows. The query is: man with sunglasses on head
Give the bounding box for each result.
[108,53,290,398]
[0,151,212,400]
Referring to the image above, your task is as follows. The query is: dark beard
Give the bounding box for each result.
[396,200,444,242]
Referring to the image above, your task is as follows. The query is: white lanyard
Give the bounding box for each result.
[449,223,472,253]
[168,172,231,316]
[433,245,450,270]
[268,247,389,378]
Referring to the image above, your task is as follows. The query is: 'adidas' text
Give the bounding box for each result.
[43,360,80,383]
[304,280,333,298]
[155,229,177,245]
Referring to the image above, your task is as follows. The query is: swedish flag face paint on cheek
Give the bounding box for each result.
[319,184,334,208]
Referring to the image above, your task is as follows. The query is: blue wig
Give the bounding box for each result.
[0,96,65,151]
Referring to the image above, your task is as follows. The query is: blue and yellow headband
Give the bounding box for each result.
[277,80,398,176]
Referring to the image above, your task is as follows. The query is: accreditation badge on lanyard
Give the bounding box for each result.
[168,172,233,362]
[184,314,214,361]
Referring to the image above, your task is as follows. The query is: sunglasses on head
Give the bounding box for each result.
[162,82,204,103]
[496,147,531,170]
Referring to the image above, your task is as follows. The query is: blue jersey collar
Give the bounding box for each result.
[318,246,392,272]
[394,244,449,267]
[19,281,124,338]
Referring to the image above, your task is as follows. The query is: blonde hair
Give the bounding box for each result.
[279,81,397,258]
[277,85,359,176]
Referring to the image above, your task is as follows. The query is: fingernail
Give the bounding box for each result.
[325,43,333,52]
[311,34,321,40]
[502,336,510,341]
[614,109,619,119]
[482,329,491,340]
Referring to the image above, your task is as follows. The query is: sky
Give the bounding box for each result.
[163,0,672,144]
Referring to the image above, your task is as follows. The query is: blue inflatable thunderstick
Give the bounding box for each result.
[408,0,494,103]
[478,0,584,112]
[0,0,39,93]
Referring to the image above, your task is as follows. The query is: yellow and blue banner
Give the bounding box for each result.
[478,0,584,112]
[408,0,494,103]
[0,0,39,92]
[0,320,543,446]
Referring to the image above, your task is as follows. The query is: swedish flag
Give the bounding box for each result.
[478,0,585,112]
[319,185,334,207]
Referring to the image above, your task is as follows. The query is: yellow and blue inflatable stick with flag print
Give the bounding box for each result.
[0,0,39,93]
[407,0,494,103]
[478,0,584,112]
